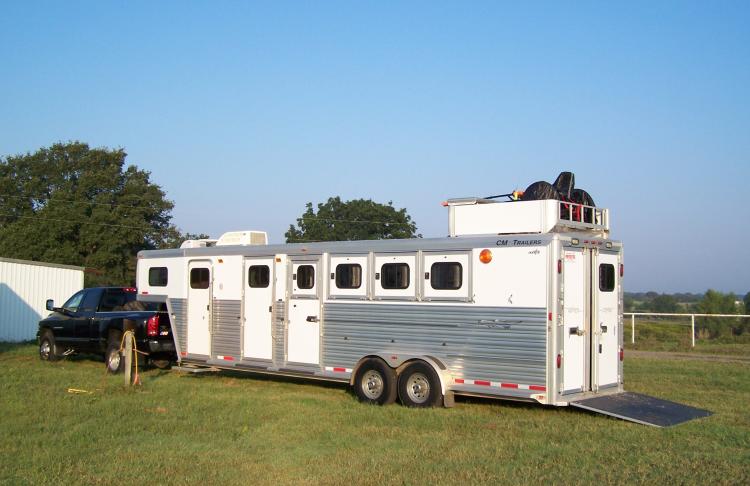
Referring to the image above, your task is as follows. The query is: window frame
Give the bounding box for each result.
[599,263,616,292]
[422,252,471,302]
[248,265,271,288]
[291,260,319,298]
[148,267,169,287]
[373,253,417,300]
[328,254,369,299]
[190,267,210,290]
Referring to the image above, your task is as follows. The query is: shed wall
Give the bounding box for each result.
[0,259,84,341]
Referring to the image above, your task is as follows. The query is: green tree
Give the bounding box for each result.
[695,290,743,338]
[650,294,678,313]
[285,196,419,243]
[744,292,750,314]
[0,142,185,286]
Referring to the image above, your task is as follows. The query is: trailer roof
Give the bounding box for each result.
[139,233,622,259]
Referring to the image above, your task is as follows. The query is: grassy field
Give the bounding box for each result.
[1,342,748,485]
[625,318,750,356]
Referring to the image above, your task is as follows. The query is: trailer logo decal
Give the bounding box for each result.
[454,378,546,392]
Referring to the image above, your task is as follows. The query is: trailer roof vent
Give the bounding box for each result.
[216,230,268,246]
[180,239,218,249]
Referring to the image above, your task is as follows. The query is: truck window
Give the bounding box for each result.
[148,267,168,286]
[62,290,85,312]
[335,264,362,289]
[381,263,409,290]
[430,262,462,290]
[599,264,615,292]
[248,265,270,288]
[80,289,103,312]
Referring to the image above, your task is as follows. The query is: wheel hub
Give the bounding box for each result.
[406,373,430,404]
[361,370,384,399]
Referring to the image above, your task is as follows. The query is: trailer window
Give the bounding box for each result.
[430,262,462,290]
[248,265,270,288]
[190,268,210,289]
[296,265,315,289]
[380,263,410,289]
[335,264,362,289]
[148,267,168,287]
[599,264,615,292]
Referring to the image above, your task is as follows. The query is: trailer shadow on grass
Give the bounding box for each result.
[177,367,350,391]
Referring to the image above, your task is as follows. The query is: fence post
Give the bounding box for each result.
[631,314,635,344]
[691,314,695,348]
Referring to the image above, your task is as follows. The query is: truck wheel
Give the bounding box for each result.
[398,361,443,408]
[105,337,124,374]
[353,358,397,405]
[39,331,59,362]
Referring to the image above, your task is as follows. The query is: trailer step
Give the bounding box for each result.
[569,392,712,427]
[172,365,220,374]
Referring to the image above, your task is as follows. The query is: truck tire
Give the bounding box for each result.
[105,333,124,374]
[397,361,443,408]
[39,331,60,362]
[353,358,397,405]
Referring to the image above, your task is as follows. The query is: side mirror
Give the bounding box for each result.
[46,299,54,311]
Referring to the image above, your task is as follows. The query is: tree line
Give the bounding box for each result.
[626,290,750,338]
[1,142,418,286]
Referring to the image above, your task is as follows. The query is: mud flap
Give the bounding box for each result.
[570,392,712,427]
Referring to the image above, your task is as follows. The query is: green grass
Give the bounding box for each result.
[625,319,750,356]
[1,343,749,485]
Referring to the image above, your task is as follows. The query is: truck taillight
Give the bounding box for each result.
[147,315,159,337]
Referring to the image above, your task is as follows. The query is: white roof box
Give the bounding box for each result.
[180,239,217,249]
[216,230,268,246]
[446,198,609,236]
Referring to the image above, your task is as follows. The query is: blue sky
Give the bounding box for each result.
[1,1,748,294]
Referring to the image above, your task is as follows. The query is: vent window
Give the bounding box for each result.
[599,264,615,292]
[248,265,270,288]
[430,262,462,290]
[381,263,410,290]
[148,267,168,287]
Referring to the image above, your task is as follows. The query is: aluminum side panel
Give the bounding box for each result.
[211,299,241,359]
[170,298,188,353]
[322,303,547,386]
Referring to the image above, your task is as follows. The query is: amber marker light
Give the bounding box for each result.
[479,249,492,264]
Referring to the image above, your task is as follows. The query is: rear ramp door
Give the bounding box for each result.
[570,392,712,427]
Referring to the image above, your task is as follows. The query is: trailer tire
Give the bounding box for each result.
[397,361,443,408]
[105,333,124,374]
[353,358,397,405]
[39,331,60,362]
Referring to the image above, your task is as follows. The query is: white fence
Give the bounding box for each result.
[625,312,750,347]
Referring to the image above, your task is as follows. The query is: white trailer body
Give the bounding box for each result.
[136,199,627,408]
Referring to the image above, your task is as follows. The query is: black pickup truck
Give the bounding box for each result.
[37,287,175,372]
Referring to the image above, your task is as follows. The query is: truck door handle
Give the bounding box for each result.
[569,327,585,336]
[306,316,319,323]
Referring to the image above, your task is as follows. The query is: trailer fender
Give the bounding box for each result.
[350,354,450,395]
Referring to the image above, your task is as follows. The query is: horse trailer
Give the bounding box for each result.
[135,196,710,426]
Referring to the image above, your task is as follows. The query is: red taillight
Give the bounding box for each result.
[619,347,624,361]
[557,259,562,274]
[123,287,137,293]
[556,354,562,368]
[147,315,159,337]
[619,264,624,277]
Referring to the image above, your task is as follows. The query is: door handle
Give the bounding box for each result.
[569,327,585,336]
[306,316,319,323]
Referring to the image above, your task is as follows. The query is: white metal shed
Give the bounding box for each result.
[0,257,84,342]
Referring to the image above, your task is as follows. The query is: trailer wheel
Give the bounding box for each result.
[398,361,443,408]
[39,331,60,362]
[105,333,124,374]
[353,358,397,405]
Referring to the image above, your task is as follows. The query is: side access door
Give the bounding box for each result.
[592,251,621,389]
[186,261,212,357]
[286,258,321,365]
[561,248,587,394]
[243,258,274,360]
